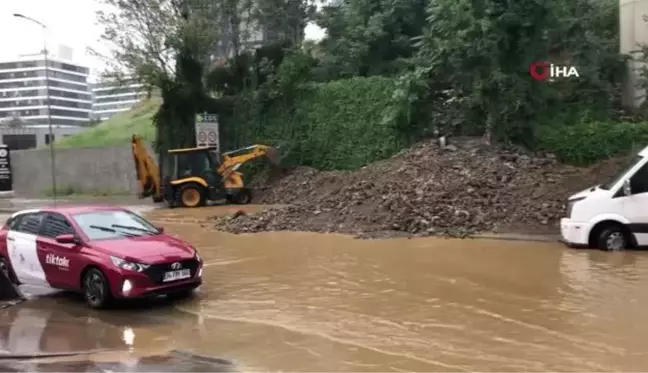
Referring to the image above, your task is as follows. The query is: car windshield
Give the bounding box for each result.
[72,210,159,241]
[599,155,643,190]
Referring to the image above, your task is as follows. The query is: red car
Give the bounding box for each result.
[0,205,203,309]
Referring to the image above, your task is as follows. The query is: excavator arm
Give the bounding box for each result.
[131,135,163,202]
[217,144,280,189]
[218,145,280,174]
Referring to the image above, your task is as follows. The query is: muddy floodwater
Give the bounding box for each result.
[4,206,648,371]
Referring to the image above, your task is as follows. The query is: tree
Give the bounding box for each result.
[315,0,427,79]
[95,0,226,151]
[95,0,313,151]
[412,0,624,144]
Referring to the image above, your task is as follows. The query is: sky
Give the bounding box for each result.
[0,0,325,80]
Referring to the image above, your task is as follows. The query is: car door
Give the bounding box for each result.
[620,161,648,245]
[37,212,82,290]
[6,212,50,287]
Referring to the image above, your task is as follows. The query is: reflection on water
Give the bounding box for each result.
[5,206,648,372]
[0,351,236,372]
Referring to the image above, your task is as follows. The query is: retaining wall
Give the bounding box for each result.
[11,146,139,196]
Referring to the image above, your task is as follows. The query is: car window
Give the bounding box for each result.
[15,213,44,235]
[39,213,74,238]
[5,215,22,230]
[72,210,158,241]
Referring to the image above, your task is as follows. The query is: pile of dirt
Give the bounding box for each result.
[214,137,625,238]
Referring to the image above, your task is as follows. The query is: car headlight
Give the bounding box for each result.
[195,252,202,262]
[566,197,586,218]
[111,256,150,272]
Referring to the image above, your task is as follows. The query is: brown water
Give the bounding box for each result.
[4,206,648,371]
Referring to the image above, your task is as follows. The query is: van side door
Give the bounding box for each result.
[620,161,648,245]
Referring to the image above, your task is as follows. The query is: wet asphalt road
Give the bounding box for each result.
[3,205,648,371]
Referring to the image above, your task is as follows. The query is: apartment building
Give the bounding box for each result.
[0,56,92,129]
[91,82,146,121]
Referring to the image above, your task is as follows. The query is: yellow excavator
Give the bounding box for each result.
[131,135,280,208]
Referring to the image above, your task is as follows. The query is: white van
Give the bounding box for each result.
[561,146,648,250]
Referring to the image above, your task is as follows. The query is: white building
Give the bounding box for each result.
[0,55,92,129]
[91,83,146,121]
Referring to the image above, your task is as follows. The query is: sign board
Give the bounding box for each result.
[0,145,12,192]
[195,113,220,152]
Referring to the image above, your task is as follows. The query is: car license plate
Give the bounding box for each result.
[163,269,191,282]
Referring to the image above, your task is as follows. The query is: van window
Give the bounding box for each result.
[630,162,648,194]
[600,156,643,190]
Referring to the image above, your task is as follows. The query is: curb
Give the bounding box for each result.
[473,233,561,243]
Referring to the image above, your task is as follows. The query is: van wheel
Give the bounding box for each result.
[0,257,17,284]
[83,268,112,309]
[176,183,206,208]
[596,225,629,251]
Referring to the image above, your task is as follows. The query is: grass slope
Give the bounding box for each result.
[55,98,160,148]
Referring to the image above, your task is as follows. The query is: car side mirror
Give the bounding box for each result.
[55,234,78,244]
[623,179,632,196]
[156,226,164,233]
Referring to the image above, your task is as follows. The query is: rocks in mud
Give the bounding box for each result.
[214,137,624,238]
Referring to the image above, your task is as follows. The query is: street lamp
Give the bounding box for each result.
[13,13,57,205]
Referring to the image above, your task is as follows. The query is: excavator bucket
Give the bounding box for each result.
[265,147,281,166]
[0,270,22,302]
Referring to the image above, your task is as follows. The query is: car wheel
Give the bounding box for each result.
[176,183,206,208]
[0,257,17,284]
[83,268,112,309]
[596,225,629,251]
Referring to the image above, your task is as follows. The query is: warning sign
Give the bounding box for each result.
[195,113,219,152]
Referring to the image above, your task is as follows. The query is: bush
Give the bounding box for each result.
[537,121,648,165]
[221,76,408,170]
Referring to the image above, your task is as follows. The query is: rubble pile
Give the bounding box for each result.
[214,138,625,238]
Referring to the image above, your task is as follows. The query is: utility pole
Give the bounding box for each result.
[14,13,57,205]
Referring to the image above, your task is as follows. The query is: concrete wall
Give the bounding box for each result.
[0,125,87,149]
[10,145,138,196]
[620,0,648,109]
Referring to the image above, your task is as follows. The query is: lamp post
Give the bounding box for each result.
[13,13,57,205]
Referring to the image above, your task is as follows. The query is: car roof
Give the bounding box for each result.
[13,204,128,217]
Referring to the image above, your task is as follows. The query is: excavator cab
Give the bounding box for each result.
[131,135,280,208]
[161,147,226,207]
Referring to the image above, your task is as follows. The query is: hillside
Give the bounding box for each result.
[55,98,160,148]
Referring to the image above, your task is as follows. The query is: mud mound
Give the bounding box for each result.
[217,138,621,238]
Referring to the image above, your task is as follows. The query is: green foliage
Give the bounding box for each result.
[221,76,405,170]
[315,0,427,79]
[95,0,314,154]
[537,121,648,165]
[412,0,625,145]
[92,0,639,172]
[55,99,160,148]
